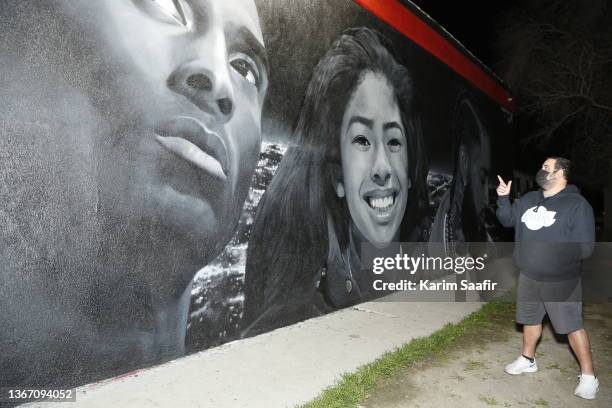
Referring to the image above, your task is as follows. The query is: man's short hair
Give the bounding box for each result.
[548,156,572,181]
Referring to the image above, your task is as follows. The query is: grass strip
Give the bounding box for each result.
[299,300,514,408]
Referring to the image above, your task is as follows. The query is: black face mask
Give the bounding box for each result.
[535,169,555,188]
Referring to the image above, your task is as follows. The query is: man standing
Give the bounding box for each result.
[496,157,598,400]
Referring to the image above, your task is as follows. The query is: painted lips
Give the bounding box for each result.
[154,117,229,181]
[364,189,398,216]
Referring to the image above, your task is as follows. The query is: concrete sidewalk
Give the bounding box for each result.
[27,295,483,407]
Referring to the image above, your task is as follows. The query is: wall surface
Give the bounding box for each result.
[0,0,513,388]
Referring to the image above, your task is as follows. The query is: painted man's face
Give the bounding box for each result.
[57,0,268,274]
[337,72,409,248]
[455,100,491,220]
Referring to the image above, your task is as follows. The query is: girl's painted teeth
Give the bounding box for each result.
[367,195,395,210]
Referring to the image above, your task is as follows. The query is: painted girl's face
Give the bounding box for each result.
[337,71,409,247]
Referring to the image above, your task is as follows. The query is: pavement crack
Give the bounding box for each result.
[352,306,398,318]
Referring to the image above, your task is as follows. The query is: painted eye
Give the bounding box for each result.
[229,55,260,87]
[139,0,187,26]
[352,135,371,150]
[387,138,402,152]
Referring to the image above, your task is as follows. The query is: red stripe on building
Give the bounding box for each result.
[353,0,515,112]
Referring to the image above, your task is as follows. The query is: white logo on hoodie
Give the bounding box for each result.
[521,206,557,230]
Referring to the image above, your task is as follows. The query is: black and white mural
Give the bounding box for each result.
[0,0,513,388]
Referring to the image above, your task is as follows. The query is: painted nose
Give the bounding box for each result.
[371,145,392,186]
[167,59,234,123]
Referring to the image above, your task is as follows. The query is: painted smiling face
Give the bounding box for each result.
[49,0,268,278]
[337,71,409,248]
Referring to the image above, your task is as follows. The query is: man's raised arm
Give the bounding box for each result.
[495,175,516,228]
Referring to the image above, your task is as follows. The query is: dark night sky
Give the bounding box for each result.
[410,1,605,212]
[409,1,520,72]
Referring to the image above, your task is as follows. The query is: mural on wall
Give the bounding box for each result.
[428,95,497,260]
[241,27,429,335]
[0,0,513,389]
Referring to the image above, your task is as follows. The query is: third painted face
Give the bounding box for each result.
[338,71,409,247]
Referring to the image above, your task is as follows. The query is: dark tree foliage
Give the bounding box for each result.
[496,0,612,187]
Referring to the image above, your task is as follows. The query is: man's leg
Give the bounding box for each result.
[517,274,545,358]
[504,317,542,374]
[505,274,544,375]
[546,299,598,399]
[568,328,594,374]
[543,278,592,374]
[522,324,543,358]
[569,328,599,399]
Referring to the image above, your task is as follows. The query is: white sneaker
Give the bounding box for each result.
[574,374,599,400]
[504,355,538,375]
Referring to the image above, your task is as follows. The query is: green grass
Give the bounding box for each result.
[299,301,514,408]
[479,394,500,405]
[533,398,549,406]
[544,362,569,374]
[464,359,489,371]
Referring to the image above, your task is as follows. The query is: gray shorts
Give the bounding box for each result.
[516,273,583,335]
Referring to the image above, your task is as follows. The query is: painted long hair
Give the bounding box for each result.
[242,27,428,328]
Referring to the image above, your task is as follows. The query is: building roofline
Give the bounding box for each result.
[353,0,515,112]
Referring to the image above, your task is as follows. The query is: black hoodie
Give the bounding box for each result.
[496,184,595,281]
